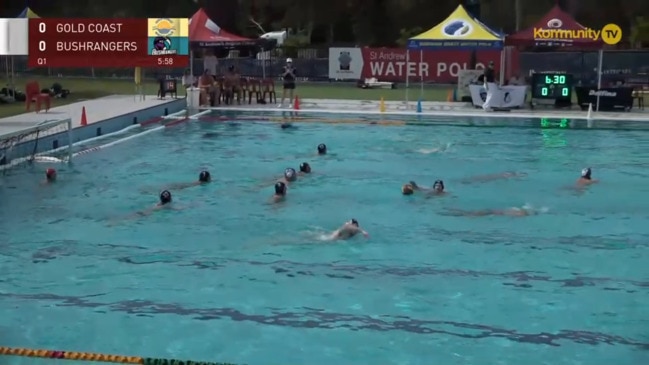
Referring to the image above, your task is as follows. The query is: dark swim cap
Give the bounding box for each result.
[199,170,211,182]
[284,168,297,181]
[160,190,172,204]
[350,218,359,226]
[317,143,327,154]
[299,162,311,173]
[275,181,287,195]
[581,168,592,179]
[433,180,445,190]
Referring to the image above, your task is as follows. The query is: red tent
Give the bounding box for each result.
[506,5,603,48]
[189,9,257,47]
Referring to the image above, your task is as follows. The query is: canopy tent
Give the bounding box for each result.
[408,5,504,50]
[505,5,602,48]
[189,9,256,47]
[188,8,275,79]
[405,5,504,102]
[506,5,610,110]
[17,7,40,19]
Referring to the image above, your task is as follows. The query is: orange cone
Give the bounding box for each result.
[80,106,88,126]
[293,95,300,110]
[446,89,453,102]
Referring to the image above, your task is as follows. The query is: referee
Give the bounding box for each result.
[482,61,496,111]
[278,58,297,108]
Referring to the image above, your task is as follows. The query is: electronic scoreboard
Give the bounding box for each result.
[531,73,574,100]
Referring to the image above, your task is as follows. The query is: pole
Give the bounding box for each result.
[405,49,410,104]
[66,118,73,163]
[190,49,194,77]
[419,49,423,100]
[596,49,603,112]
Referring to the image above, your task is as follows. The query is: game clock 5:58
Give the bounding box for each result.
[157,57,174,66]
[531,73,574,99]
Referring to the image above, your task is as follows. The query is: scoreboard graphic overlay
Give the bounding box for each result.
[21,18,188,68]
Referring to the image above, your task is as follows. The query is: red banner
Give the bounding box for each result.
[329,47,519,83]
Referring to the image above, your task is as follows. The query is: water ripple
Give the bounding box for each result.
[2,292,647,350]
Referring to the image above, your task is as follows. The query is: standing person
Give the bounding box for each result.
[203,50,218,77]
[482,61,496,111]
[278,58,297,108]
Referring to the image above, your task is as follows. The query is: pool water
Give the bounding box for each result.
[1,112,648,365]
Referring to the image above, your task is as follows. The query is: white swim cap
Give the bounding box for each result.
[286,58,293,63]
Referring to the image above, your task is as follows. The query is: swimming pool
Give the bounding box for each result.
[1,111,648,365]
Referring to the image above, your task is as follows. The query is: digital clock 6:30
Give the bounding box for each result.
[532,73,573,99]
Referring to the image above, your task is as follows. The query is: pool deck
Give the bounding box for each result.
[0,95,183,137]
[208,98,649,122]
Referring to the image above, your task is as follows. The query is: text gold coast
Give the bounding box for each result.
[55,23,123,33]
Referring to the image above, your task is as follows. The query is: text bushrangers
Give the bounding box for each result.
[533,28,600,41]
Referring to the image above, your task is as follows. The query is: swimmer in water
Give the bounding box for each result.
[429,180,446,196]
[331,219,369,240]
[444,207,535,217]
[402,180,446,196]
[165,170,211,190]
[45,168,56,182]
[278,167,297,184]
[271,181,287,203]
[157,190,173,207]
[298,162,311,175]
[577,167,598,186]
[135,190,176,217]
[317,143,327,155]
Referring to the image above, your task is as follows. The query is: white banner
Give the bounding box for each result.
[469,85,527,108]
[328,47,363,80]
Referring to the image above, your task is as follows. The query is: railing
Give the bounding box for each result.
[0,346,236,365]
[2,50,648,84]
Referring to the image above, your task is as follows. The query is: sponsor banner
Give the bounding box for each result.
[469,85,527,108]
[329,47,518,83]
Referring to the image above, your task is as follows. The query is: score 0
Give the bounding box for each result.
[28,20,50,66]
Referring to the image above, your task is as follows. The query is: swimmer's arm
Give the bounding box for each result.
[356,227,370,237]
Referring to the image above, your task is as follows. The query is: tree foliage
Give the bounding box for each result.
[2,0,646,47]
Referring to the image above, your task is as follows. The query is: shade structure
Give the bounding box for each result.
[189,9,256,47]
[506,5,602,48]
[408,5,503,50]
[17,7,40,18]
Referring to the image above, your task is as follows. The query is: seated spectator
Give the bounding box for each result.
[198,69,216,106]
[222,66,242,105]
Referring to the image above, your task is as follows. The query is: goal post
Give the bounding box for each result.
[0,118,74,171]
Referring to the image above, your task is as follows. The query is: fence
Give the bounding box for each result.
[2,49,648,85]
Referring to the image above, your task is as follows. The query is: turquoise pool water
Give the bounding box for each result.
[1,112,648,365]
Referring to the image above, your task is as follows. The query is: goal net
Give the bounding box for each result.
[0,118,73,172]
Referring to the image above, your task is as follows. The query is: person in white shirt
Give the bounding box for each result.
[181,69,195,89]
[203,51,218,76]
